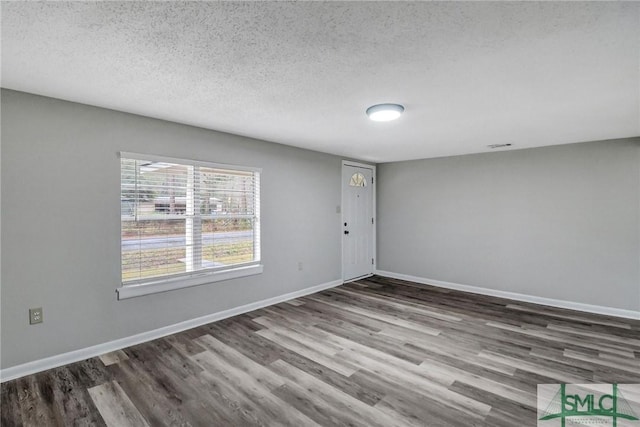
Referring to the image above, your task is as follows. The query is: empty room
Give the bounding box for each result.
[1,2,639,426]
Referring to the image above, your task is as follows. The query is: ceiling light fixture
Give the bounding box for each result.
[366,103,404,122]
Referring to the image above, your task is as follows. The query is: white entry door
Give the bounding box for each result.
[342,163,374,281]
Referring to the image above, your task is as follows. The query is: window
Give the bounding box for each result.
[118,152,262,299]
[349,172,367,187]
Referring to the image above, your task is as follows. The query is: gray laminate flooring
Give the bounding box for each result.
[2,276,639,426]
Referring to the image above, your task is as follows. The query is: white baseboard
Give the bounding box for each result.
[375,270,640,321]
[0,279,343,383]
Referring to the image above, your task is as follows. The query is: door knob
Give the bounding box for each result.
[344,230,349,235]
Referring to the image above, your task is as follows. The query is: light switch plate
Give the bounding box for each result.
[29,307,43,324]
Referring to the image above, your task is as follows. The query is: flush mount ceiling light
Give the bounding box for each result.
[366,103,404,122]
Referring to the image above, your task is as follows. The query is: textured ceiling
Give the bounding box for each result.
[2,2,639,162]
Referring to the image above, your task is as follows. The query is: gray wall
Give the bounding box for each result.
[1,89,343,368]
[378,139,640,311]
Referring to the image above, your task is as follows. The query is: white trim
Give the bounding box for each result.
[117,264,264,299]
[372,166,377,272]
[342,160,376,170]
[341,160,377,281]
[375,270,640,320]
[1,279,343,383]
[119,151,262,173]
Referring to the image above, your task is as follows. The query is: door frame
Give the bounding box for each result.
[341,160,377,282]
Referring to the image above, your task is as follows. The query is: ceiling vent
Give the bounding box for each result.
[487,143,512,149]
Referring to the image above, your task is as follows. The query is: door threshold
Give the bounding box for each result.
[343,273,373,284]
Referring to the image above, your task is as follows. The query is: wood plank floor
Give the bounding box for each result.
[2,276,639,426]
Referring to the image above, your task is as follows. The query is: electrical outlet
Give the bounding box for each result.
[298,262,303,271]
[29,307,43,325]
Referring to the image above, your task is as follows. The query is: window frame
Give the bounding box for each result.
[117,152,263,300]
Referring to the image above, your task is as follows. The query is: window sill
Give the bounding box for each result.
[117,264,264,300]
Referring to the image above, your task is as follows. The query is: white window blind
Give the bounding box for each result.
[120,153,261,289]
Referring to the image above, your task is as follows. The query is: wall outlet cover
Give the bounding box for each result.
[29,308,43,325]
